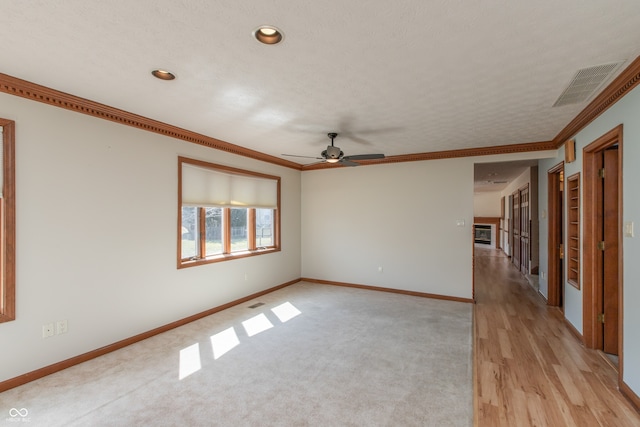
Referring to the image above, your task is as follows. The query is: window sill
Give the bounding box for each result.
[178,247,280,269]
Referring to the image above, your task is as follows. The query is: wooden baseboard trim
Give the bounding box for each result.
[563,316,584,344]
[472,303,480,426]
[0,278,301,393]
[301,277,474,303]
[620,380,640,411]
[537,290,548,302]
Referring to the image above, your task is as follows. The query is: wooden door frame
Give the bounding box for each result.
[519,183,530,274]
[547,161,564,307]
[583,125,623,381]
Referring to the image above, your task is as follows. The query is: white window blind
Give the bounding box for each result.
[182,163,278,209]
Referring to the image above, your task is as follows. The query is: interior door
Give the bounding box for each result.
[519,185,530,274]
[547,165,564,308]
[602,146,619,355]
[512,191,520,267]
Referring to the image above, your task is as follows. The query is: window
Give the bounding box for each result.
[0,120,16,322]
[178,157,280,268]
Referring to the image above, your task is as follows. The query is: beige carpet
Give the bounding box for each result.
[1,282,473,426]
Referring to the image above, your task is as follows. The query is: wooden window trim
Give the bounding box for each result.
[177,157,281,269]
[0,119,16,323]
[248,209,256,251]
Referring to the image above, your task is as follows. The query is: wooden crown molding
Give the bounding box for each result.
[4,53,640,171]
[0,73,303,170]
[301,140,557,170]
[553,55,640,147]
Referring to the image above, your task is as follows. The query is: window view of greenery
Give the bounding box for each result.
[230,208,248,252]
[181,206,199,259]
[205,207,223,256]
[181,206,275,261]
[256,208,273,247]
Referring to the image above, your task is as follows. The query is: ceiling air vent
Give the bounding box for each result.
[553,61,625,107]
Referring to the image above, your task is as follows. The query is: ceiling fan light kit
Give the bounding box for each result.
[283,132,385,167]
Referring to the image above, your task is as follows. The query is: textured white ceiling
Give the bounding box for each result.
[474,160,540,193]
[1,1,640,165]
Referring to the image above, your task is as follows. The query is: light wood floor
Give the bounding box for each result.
[474,246,640,426]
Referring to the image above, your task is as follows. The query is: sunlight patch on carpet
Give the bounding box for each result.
[242,313,274,336]
[271,301,301,323]
[210,327,240,360]
[178,343,201,380]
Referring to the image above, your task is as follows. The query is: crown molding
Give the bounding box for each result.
[553,55,640,147]
[301,140,557,170]
[4,55,640,171]
[0,73,303,170]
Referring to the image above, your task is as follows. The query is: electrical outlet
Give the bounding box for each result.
[42,323,54,338]
[378,266,383,273]
[56,320,68,335]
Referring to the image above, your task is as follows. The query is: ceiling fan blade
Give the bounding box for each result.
[342,154,385,161]
[304,161,326,167]
[282,154,324,159]
[339,159,360,167]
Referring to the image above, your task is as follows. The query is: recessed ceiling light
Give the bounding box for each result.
[151,69,176,80]
[253,26,283,45]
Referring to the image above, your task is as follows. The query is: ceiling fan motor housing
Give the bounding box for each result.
[322,145,343,160]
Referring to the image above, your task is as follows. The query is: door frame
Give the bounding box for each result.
[583,125,623,380]
[547,161,564,307]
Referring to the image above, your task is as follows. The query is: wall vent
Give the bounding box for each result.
[553,61,625,107]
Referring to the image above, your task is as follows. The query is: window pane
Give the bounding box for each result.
[205,207,223,256]
[255,208,274,247]
[230,208,248,252]
[181,206,199,259]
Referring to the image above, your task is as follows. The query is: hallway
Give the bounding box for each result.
[473,246,640,426]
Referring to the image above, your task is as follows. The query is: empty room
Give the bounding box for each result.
[1,2,640,426]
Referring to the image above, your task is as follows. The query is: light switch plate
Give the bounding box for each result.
[624,221,634,237]
[456,220,465,227]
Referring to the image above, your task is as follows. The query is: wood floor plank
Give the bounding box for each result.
[474,246,640,426]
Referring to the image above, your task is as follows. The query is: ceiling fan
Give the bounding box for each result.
[283,132,385,166]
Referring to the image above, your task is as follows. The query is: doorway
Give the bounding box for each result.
[547,162,564,309]
[583,126,622,374]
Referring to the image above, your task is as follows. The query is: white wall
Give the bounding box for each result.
[473,192,501,217]
[301,159,474,299]
[0,93,302,382]
[538,83,640,396]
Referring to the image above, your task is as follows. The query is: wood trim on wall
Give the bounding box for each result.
[2,55,640,171]
[563,316,584,344]
[547,161,564,307]
[583,125,622,350]
[301,277,474,304]
[0,73,302,170]
[620,380,640,412]
[0,278,301,393]
[554,55,640,147]
[0,119,16,323]
[474,217,501,250]
[582,125,624,393]
[302,141,557,170]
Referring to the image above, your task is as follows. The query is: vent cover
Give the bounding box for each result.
[553,61,625,107]
[248,302,265,309]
